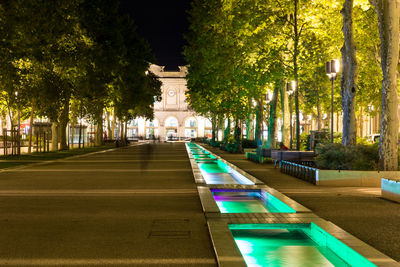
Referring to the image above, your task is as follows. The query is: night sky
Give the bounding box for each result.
[119,1,191,70]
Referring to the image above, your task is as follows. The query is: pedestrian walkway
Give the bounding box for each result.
[202,144,400,262]
[0,143,216,266]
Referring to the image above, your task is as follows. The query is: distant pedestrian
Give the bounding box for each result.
[140,143,153,173]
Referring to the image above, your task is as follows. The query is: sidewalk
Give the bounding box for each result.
[202,144,400,262]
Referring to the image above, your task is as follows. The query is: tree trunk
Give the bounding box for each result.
[120,120,124,142]
[246,114,253,140]
[254,98,263,146]
[341,0,358,146]
[106,111,111,140]
[59,98,70,150]
[211,114,216,142]
[293,0,301,150]
[124,121,128,142]
[266,84,280,148]
[281,85,290,147]
[28,101,34,153]
[111,110,116,140]
[234,118,242,153]
[359,106,363,137]
[316,90,322,131]
[223,117,231,142]
[78,120,82,149]
[51,122,58,151]
[246,98,253,140]
[95,110,103,146]
[70,121,75,149]
[371,0,399,170]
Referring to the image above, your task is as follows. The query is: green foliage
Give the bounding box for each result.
[185,0,384,151]
[242,139,257,149]
[0,0,160,137]
[299,132,310,151]
[315,143,379,170]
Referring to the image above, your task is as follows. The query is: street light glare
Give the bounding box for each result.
[332,59,340,73]
[291,80,296,91]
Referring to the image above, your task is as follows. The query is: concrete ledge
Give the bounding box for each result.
[207,215,400,267]
[382,178,400,203]
[195,144,264,185]
[186,143,264,185]
[207,220,247,267]
[197,185,311,214]
[317,170,400,187]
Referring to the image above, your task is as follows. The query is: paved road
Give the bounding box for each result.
[203,144,400,262]
[0,143,216,266]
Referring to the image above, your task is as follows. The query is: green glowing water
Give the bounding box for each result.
[193,154,215,160]
[216,199,273,213]
[232,229,350,267]
[198,162,229,173]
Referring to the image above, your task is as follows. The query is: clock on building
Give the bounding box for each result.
[168,90,175,97]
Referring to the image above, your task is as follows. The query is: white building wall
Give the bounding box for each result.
[138,64,209,141]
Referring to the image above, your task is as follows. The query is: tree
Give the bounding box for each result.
[370,0,400,170]
[341,0,358,146]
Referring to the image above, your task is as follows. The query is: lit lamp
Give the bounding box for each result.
[326,59,340,143]
[264,92,273,104]
[286,81,295,149]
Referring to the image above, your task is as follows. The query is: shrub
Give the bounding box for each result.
[315,143,379,170]
[242,139,257,149]
[299,132,310,151]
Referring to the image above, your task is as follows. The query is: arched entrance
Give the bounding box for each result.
[184,117,198,138]
[165,117,178,141]
[204,119,212,139]
[127,119,139,139]
[145,119,159,139]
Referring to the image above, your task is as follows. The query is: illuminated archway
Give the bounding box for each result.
[184,117,198,138]
[165,116,178,140]
[145,118,159,139]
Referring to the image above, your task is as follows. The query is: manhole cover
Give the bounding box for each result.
[152,219,189,224]
[148,231,191,239]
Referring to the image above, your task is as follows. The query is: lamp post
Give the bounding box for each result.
[326,59,340,143]
[286,81,295,149]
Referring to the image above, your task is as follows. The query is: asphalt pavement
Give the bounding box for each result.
[0,143,216,266]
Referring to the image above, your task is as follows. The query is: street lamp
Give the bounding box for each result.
[286,81,295,149]
[264,92,272,104]
[326,59,340,143]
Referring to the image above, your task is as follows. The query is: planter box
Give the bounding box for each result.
[256,147,272,157]
[280,160,400,186]
[272,151,315,161]
[245,152,270,163]
[381,178,400,203]
[317,170,400,186]
[243,148,255,153]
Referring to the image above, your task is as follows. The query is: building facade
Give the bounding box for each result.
[129,64,212,141]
